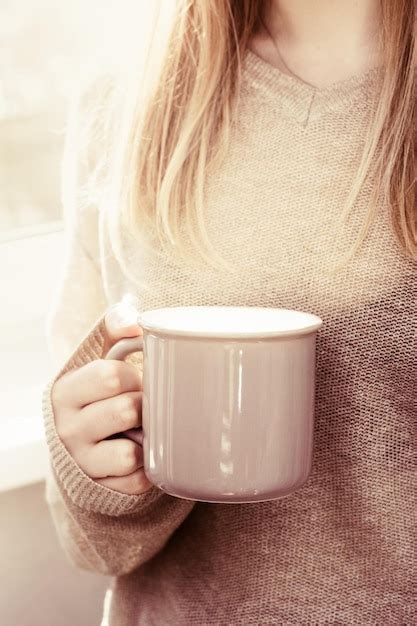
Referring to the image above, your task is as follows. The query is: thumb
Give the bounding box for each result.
[101,298,143,358]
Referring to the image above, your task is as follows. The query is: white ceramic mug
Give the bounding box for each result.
[104,305,323,503]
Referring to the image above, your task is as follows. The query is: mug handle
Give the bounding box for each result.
[104,337,145,446]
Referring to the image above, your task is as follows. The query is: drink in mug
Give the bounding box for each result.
[105,305,323,504]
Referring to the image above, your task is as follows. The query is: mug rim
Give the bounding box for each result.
[137,305,323,339]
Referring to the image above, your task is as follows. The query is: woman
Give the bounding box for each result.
[42,1,416,624]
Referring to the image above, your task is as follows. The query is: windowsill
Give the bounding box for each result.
[0,386,50,492]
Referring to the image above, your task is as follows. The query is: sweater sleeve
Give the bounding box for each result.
[42,305,195,575]
[42,83,195,577]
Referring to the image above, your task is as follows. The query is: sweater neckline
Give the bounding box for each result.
[242,48,383,126]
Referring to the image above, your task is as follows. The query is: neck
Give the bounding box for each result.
[259,0,382,86]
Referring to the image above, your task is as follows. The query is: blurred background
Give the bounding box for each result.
[0,2,143,624]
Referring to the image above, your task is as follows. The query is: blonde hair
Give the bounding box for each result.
[68,0,416,285]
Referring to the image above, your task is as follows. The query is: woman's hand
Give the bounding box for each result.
[51,301,154,495]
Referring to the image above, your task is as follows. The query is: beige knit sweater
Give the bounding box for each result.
[42,49,417,625]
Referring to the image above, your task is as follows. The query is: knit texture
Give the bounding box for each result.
[42,48,417,625]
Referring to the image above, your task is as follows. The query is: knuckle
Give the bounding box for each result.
[106,374,122,393]
[108,406,136,430]
[94,358,112,379]
[132,470,151,494]
[107,360,123,378]
[119,408,138,429]
[56,415,77,445]
[119,393,137,414]
[119,441,139,473]
[106,373,123,395]
[95,357,107,372]
[97,360,123,392]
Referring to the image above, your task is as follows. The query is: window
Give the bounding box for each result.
[0,0,139,490]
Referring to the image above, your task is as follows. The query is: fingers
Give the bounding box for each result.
[78,391,142,443]
[101,299,143,359]
[53,359,142,410]
[79,438,144,479]
[95,468,154,495]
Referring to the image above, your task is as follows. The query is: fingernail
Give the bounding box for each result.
[113,299,139,327]
[121,292,140,310]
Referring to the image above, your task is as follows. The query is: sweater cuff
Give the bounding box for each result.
[42,313,163,517]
